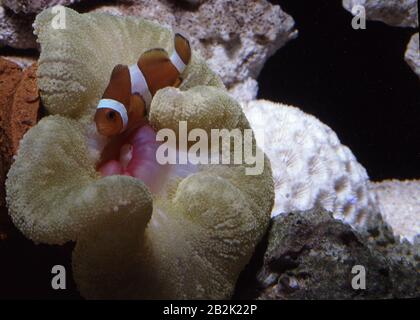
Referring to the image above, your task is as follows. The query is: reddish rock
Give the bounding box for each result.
[0,58,22,206]
[0,57,40,221]
[8,63,40,154]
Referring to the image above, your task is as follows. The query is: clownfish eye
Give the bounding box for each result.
[106,111,116,121]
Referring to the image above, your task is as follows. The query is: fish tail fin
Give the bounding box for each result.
[174,33,191,65]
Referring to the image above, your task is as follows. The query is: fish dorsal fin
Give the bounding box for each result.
[102,64,131,108]
[137,48,180,95]
[110,64,127,79]
[138,48,170,67]
[174,33,191,66]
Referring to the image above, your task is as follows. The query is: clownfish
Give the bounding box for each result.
[94,33,192,137]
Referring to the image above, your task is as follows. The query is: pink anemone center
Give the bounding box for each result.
[98,123,169,193]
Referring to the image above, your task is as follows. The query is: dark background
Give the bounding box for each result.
[264,0,419,181]
[0,0,419,299]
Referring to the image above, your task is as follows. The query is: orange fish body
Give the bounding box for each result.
[94,33,192,137]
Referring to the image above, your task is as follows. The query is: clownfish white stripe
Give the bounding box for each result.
[170,50,187,74]
[97,98,128,132]
[128,63,153,108]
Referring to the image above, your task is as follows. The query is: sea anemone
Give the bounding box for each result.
[5,8,274,299]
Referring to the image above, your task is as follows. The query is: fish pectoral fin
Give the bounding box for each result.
[129,94,146,118]
[173,77,183,88]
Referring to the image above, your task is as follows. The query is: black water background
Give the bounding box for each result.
[264,0,419,181]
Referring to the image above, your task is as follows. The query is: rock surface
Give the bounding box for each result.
[405,33,420,79]
[7,63,40,153]
[228,78,259,104]
[372,180,420,244]
[0,58,40,206]
[180,0,207,7]
[234,208,420,299]
[0,58,23,205]
[343,0,419,28]
[0,52,38,68]
[2,0,81,14]
[0,6,37,49]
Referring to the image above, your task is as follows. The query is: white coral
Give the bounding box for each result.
[242,100,380,231]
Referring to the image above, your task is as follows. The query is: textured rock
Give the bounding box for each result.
[90,0,298,102]
[0,53,37,68]
[0,6,37,49]
[385,237,420,272]
[0,58,40,206]
[405,33,420,79]
[343,0,419,28]
[0,58,23,205]
[241,100,382,234]
[241,209,420,299]
[372,180,420,244]
[229,78,259,103]
[7,64,40,153]
[2,0,81,14]
[181,0,207,7]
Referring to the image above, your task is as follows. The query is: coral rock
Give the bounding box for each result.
[0,58,40,208]
[228,78,259,104]
[0,60,40,203]
[251,209,420,299]
[0,6,37,49]
[0,54,37,69]
[2,0,81,14]
[343,0,419,28]
[8,64,40,152]
[178,0,297,89]
[405,33,420,79]
[372,180,420,244]
[180,0,208,7]
[241,100,381,233]
[0,58,22,205]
